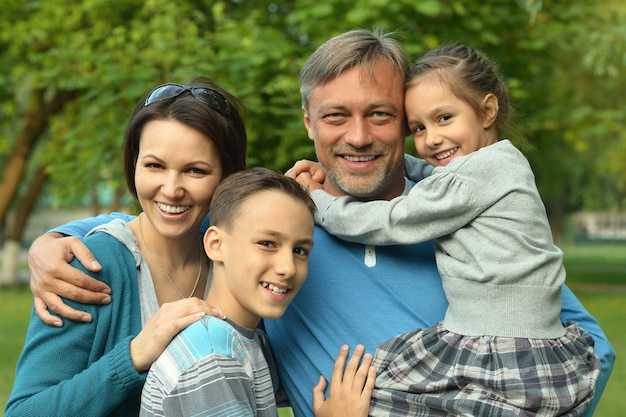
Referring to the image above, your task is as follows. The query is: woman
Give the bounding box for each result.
[5,78,247,417]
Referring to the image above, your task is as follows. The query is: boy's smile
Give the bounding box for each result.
[205,190,314,328]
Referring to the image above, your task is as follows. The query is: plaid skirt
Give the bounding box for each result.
[370,321,600,417]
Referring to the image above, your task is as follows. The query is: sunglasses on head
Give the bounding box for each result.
[144,83,230,118]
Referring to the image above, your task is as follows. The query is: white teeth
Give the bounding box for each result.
[435,148,458,160]
[156,202,191,214]
[262,282,288,295]
[343,155,376,162]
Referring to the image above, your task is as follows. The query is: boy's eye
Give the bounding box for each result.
[294,247,309,256]
[413,125,425,133]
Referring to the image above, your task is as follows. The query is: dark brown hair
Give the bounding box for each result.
[123,77,247,198]
[409,44,513,137]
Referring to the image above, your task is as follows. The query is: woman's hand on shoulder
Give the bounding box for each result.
[130,298,221,372]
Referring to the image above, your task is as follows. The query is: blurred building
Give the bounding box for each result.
[573,212,626,241]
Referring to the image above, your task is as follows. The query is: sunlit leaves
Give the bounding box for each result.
[1,0,625,221]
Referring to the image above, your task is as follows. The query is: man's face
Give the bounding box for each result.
[303,58,407,201]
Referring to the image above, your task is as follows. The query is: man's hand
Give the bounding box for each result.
[28,233,112,327]
[312,344,376,417]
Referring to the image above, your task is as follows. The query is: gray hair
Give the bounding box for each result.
[299,28,409,109]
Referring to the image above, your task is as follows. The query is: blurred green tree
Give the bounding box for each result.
[0,0,624,260]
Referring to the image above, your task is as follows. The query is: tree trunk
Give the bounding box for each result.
[0,166,48,286]
[0,88,78,221]
[0,239,22,286]
[10,166,47,242]
[111,185,126,213]
[547,199,566,245]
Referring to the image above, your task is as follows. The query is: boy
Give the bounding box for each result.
[140,167,374,417]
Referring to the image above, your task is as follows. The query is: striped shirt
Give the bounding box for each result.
[140,316,277,417]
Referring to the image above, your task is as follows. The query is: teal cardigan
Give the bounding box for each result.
[5,231,146,417]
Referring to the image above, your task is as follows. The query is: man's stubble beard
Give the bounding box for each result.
[325,159,404,201]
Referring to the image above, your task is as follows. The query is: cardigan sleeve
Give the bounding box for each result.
[5,233,145,417]
[312,170,483,245]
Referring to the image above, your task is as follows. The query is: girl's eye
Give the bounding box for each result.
[439,114,452,123]
[413,125,425,133]
[258,240,275,248]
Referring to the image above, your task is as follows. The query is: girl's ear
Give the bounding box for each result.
[481,93,499,129]
[203,226,224,262]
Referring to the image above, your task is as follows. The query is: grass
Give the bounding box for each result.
[573,290,624,416]
[0,285,31,416]
[1,243,625,416]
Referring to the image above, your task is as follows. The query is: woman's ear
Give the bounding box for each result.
[203,226,224,262]
[481,93,499,129]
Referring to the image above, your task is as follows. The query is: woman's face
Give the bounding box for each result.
[134,119,222,241]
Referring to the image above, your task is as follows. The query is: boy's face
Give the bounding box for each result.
[205,190,314,328]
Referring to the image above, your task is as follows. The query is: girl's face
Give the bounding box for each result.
[405,77,498,167]
[134,119,222,241]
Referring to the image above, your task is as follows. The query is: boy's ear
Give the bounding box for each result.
[481,93,499,129]
[203,226,224,262]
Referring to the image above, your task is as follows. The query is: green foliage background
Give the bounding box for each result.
[1,0,625,233]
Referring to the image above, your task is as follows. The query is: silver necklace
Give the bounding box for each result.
[138,213,202,299]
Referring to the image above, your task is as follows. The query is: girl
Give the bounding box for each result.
[292,45,600,417]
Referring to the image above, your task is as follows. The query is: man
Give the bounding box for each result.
[28,29,614,417]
